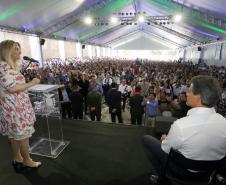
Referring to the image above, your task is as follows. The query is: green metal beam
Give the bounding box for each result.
[0,1,29,21]
[145,0,226,35]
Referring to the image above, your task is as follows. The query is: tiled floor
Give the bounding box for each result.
[100,103,132,124]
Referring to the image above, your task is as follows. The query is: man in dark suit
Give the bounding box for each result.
[78,73,89,115]
[87,87,102,121]
[69,85,84,119]
[58,82,72,119]
[106,82,123,123]
[129,86,144,125]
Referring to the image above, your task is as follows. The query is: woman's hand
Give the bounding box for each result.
[31,78,40,85]
[8,78,40,93]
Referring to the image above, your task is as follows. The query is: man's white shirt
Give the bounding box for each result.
[118,84,132,94]
[161,107,226,160]
[103,78,112,85]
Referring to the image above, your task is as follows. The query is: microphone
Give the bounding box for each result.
[23,56,39,63]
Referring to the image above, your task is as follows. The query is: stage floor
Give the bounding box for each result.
[0,118,154,185]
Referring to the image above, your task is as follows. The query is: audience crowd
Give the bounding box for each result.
[22,57,226,125]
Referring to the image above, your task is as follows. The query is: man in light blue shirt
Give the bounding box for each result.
[142,93,158,127]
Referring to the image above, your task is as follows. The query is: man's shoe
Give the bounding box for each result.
[150,175,172,185]
[150,175,159,185]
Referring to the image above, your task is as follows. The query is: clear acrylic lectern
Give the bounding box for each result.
[28,84,69,158]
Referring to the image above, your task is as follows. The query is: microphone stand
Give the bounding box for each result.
[21,60,32,76]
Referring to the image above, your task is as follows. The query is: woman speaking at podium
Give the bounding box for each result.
[0,40,41,172]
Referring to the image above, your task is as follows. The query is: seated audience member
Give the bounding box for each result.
[143,75,226,185]
[87,87,102,121]
[129,86,144,125]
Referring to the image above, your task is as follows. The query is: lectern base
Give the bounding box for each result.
[29,138,70,158]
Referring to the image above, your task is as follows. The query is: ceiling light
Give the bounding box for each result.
[84,17,93,25]
[138,15,145,23]
[110,16,118,24]
[173,14,182,22]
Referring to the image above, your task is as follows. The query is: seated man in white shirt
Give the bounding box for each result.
[143,75,226,185]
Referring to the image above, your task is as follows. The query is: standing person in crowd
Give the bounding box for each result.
[172,81,182,99]
[217,85,226,117]
[129,86,144,125]
[133,63,139,75]
[142,93,159,127]
[143,75,226,185]
[87,86,102,121]
[119,79,131,112]
[140,79,150,97]
[58,80,72,119]
[158,91,173,117]
[69,85,84,120]
[106,82,123,123]
[102,73,112,98]
[89,75,103,95]
[0,40,42,172]
[165,92,191,118]
[78,73,89,115]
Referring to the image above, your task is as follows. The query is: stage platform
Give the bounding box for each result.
[0,118,155,185]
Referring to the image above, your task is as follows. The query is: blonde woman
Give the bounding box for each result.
[0,40,41,172]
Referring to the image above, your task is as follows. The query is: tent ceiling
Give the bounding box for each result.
[0,0,225,49]
[110,31,179,50]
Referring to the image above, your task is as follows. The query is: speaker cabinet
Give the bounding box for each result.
[40,39,45,46]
